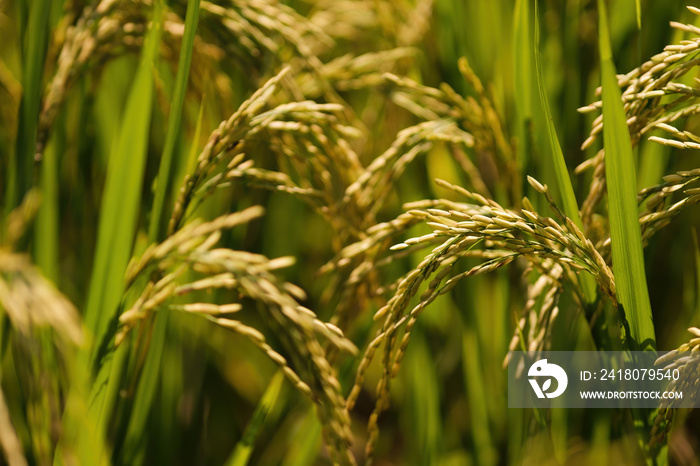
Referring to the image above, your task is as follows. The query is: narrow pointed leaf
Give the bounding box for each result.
[149,0,201,243]
[7,0,51,214]
[119,1,202,462]
[534,0,597,304]
[225,371,285,466]
[597,0,655,351]
[83,0,162,361]
[512,0,533,176]
[77,1,163,457]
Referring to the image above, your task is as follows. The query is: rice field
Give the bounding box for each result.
[1,0,700,464]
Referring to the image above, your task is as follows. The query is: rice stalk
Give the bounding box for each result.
[383,64,517,203]
[295,48,416,98]
[0,192,82,345]
[37,0,152,160]
[121,206,357,464]
[0,194,84,466]
[199,0,332,72]
[349,177,618,462]
[649,327,700,448]
[168,67,364,240]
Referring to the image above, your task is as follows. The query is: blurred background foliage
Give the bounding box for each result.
[1,0,700,464]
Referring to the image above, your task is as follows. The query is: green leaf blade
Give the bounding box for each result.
[597,0,655,351]
[225,371,285,466]
[77,2,163,457]
[7,0,51,215]
[120,2,202,461]
[83,0,163,359]
[148,0,201,243]
[533,0,597,305]
[512,0,533,176]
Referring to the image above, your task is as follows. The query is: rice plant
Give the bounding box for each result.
[1,0,700,464]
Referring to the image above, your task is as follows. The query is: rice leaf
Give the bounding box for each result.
[148,0,201,243]
[77,1,163,457]
[184,94,206,181]
[83,0,162,362]
[280,409,321,466]
[225,371,285,466]
[35,117,62,281]
[597,0,655,351]
[512,0,533,176]
[462,328,496,466]
[56,363,111,466]
[551,408,567,463]
[534,0,597,305]
[8,0,51,214]
[590,413,612,463]
[119,1,201,462]
[406,331,440,465]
